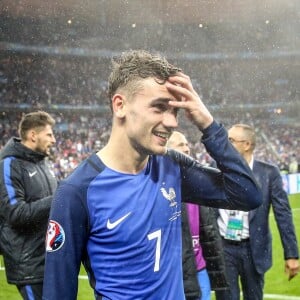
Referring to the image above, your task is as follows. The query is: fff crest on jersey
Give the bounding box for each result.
[160,187,181,221]
[160,187,177,207]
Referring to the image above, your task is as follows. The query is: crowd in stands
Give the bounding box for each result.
[0,53,299,179]
[1,54,298,108]
[0,109,298,181]
[0,110,111,180]
[0,55,109,107]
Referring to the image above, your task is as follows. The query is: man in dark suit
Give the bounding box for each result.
[215,123,299,300]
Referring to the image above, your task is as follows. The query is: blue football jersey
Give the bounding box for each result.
[43,122,262,299]
[44,154,185,300]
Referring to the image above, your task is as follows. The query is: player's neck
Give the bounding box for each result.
[97,141,149,175]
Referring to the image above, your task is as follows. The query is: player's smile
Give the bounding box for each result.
[153,130,171,144]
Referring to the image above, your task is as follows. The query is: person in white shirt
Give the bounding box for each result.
[215,123,299,300]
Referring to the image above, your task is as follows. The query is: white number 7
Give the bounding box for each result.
[147,229,162,272]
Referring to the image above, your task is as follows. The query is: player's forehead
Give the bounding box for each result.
[134,77,178,102]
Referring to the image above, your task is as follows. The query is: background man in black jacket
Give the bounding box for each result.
[0,111,57,300]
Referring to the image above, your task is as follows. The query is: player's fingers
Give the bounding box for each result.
[168,74,196,93]
[168,100,189,109]
[165,81,193,102]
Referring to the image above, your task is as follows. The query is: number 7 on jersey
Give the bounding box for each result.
[147,229,162,272]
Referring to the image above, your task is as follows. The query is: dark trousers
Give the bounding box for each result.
[215,239,264,300]
[17,283,43,300]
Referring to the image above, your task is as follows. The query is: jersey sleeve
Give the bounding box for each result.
[172,122,262,211]
[43,181,89,300]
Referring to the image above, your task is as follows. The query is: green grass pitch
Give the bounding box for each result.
[1,194,299,299]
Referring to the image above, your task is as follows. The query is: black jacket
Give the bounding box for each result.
[200,206,228,290]
[182,204,201,300]
[182,205,228,299]
[0,137,57,285]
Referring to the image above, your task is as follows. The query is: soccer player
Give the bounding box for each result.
[43,50,262,299]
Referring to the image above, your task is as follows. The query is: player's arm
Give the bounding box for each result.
[43,182,89,300]
[168,122,262,211]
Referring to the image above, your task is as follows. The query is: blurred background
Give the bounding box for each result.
[0,1,300,299]
[0,0,300,177]
[0,0,299,180]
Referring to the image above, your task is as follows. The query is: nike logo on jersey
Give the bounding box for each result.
[107,212,132,230]
[29,171,37,177]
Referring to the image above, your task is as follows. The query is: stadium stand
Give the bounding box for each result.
[0,0,299,178]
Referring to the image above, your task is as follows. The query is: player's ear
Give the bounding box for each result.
[112,94,126,118]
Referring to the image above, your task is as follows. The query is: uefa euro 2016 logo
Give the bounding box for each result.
[45,220,65,252]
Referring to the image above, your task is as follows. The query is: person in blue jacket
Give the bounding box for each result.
[42,50,262,300]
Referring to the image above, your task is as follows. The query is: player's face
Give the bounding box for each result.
[34,124,56,156]
[125,78,179,156]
